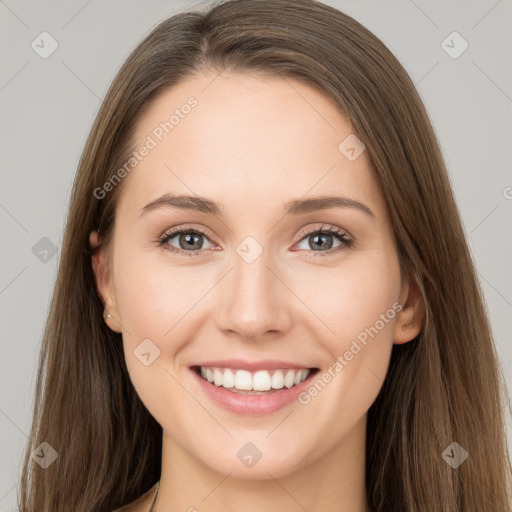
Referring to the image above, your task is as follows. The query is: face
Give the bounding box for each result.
[91,71,421,480]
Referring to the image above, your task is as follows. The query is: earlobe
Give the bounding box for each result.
[394,274,425,344]
[89,230,122,333]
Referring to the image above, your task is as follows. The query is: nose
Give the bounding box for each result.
[215,247,293,340]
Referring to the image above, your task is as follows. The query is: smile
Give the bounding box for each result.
[190,363,320,415]
[196,366,312,394]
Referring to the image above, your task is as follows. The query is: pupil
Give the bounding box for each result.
[311,233,332,250]
[181,232,202,250]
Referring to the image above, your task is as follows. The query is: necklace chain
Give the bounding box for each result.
[148,481,160,512]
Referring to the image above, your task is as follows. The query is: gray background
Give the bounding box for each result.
[1,0,511,509]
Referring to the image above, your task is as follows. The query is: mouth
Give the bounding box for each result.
[191,365,320,395]
[189,359,321,415]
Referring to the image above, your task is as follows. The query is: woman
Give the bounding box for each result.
[18,0,512,511]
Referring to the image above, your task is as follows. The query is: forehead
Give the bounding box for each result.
[117,71,386,222]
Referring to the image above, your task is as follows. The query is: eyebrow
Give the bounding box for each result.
[138,193,375,219]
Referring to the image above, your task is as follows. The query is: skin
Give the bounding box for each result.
[90,71,424,512]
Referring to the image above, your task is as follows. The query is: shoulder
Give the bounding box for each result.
[110,482,159,512]
[110,499,146,512]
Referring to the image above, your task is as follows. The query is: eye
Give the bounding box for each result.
[158,225,217,257]
[157,224,353,258]
[293,225,353,256]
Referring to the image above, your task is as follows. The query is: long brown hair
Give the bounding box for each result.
[19,0,512,510]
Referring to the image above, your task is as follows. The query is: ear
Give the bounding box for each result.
[393,272,425,344]
[89,230,122,333]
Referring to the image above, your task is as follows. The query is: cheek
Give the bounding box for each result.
[113,246,209,338]
[299,249,401,347]
[112,248,202,405]
[294,247,401,414]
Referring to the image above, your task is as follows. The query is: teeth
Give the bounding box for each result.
[213,368,223,386]
[223,368,235,388]
[271,370,284,389]
[284,369,296,388]
[198,367,311,392]
[253,370,272,391]
[234,369,252,390]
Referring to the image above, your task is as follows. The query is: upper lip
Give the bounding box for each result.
[192,359,316,371]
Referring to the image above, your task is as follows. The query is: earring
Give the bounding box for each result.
[402,324,410,331]
[104,310,112,320]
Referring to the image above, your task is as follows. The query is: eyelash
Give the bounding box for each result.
[157,224,353,258]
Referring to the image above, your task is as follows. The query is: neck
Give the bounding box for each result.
[155,415,368,512]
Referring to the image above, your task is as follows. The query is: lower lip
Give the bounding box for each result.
[190,367,317,416]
